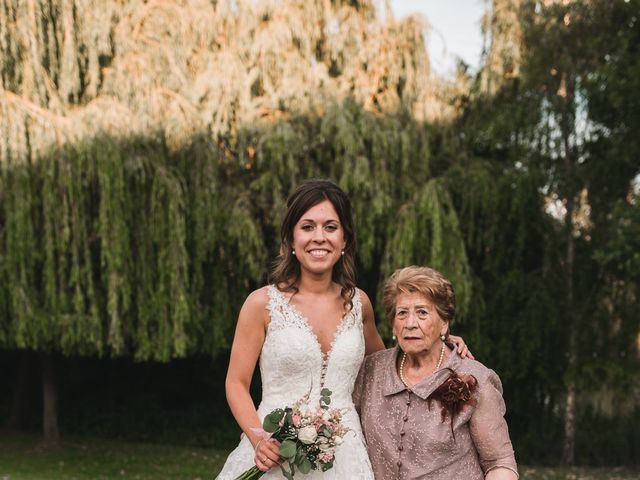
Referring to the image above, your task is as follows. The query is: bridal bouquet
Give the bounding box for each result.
[234,388,350,480]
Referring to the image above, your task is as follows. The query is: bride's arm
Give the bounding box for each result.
[225,288,280,471]
[360,290,385,355]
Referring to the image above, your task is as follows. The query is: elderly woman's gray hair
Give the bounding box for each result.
[382,265,456,325]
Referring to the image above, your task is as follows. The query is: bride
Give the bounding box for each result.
[216,179,468,479]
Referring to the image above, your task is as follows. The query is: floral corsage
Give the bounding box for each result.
[427,368,478,432]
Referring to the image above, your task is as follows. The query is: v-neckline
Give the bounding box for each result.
[272,286,352,358]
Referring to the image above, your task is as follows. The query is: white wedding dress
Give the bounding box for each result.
[216,285,374,479]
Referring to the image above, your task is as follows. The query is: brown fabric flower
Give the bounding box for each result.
[427,368,478,437]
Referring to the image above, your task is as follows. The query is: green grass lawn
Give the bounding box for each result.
[0,432,226,480]
[0,432,638,480]
[518,466,640,480]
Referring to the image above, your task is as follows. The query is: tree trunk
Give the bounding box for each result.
[561,225,577,465]
[41,353,60,446]
[562,373,576,464]
[559,72,577,466]
[7,350,30,430]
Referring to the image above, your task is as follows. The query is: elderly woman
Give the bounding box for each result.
[354,266,518,480]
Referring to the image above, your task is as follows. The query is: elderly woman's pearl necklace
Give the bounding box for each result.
[399,341,445,389]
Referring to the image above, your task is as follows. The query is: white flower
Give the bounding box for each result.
[334,436,343,445]
[298,425,318,444]
[319,442,332,451]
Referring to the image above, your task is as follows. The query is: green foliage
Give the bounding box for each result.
[458,0,640,463]
[381,179,472,320]
[0,135,268,360]
[0,98,478,360]
[320,388,332,409]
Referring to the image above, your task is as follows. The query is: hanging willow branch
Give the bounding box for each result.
[0,0,459,164]
[1,134,271,360]
[381,179,472,321]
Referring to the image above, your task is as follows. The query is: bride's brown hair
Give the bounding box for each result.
[269,179,357,310]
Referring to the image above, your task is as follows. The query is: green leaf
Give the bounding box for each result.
[294,447,306,464]
[320,388,332,397]
[279,439,297,459]
[280,464,294,480]
[299,457,313,474]
[321,396,331,405]
[267,409,285,422]
[284,410,293,427]
[263,419,279,433]
[321,459,334,472]
[263,409,285,432]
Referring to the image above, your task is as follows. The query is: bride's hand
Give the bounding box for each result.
[448,334,475,359]
[254,438,282,472]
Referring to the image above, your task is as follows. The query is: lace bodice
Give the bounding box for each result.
[258,285,365,412]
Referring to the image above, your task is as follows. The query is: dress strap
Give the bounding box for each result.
[341,288,363,331]
[266,285,308,332]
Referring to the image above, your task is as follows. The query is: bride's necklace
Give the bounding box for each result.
[399,342,445,389]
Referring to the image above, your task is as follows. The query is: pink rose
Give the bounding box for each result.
[292,414,301,426]
[319,452,334,463]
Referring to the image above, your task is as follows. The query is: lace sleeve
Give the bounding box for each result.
[469,370,519,478]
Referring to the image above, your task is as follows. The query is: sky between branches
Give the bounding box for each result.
[390,0,486,75]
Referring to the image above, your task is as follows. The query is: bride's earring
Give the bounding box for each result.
[292,250,296,256]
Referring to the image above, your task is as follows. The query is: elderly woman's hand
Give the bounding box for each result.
[449,334,475,359]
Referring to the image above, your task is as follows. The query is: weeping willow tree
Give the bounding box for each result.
[0,0,474,355]
[1,0,477,444]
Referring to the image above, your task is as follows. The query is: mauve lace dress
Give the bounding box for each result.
[353,346,518,480]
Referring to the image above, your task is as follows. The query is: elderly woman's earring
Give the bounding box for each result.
[440,334,446,341]
[392,335,397,341]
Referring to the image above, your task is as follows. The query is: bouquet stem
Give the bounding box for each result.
[233,466,265,480]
